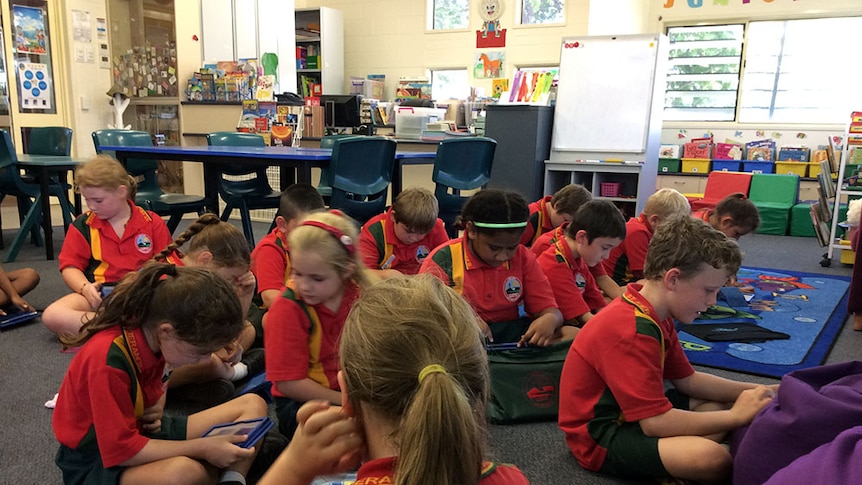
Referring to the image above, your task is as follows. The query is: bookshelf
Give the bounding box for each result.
[295,7,344,97]
[822,114,862,266]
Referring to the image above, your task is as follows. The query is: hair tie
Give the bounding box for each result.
[302,220,356,255]
[418,364,447,384]
[473,221,528,229]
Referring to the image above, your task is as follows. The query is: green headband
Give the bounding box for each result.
[472,221,528,229]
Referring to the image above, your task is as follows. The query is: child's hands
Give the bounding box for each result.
[140,394,166,434]
[233,271,257,302]
[269,401,364,483]
[730,385,774,425]
[81,282,102,309]
[520,316,558,347]
[200,433,257,468]
[8,296,33,314]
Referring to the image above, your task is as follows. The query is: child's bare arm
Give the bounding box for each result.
[673,371,772,403]
[119,433,254,468]
[275,378,342,406]
[639,386,773,438]
[521,307,563,347]
[594,274,623,300]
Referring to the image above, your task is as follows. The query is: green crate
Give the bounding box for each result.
[658,158,681,174]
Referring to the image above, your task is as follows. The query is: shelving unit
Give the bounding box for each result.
[295,7,344,97]
[823,115,862,266]
[545,162,642,219]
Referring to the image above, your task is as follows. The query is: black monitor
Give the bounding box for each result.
[320,94,362,130]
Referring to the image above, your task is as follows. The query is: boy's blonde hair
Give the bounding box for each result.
[643,188,691,220]
[340,274,488,485]
[74,155,135,194]
[643,214,742,281]
[392,187,439,234]
[288,211,375,288]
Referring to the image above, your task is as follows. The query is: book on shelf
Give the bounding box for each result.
[818,166,836,199]
[810,202,831,247]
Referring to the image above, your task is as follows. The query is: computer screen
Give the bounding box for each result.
[320,94,362,129]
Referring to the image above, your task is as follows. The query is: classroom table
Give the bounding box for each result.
[8,155,87,262]
[100,145,436,212]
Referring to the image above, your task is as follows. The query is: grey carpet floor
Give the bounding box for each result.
[1,218,859,484]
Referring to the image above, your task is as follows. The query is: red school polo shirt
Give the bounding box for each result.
[537,237,606,321]
[532,223,610,281]
[264,281,360,395]
[53,326,168,468]
[419,235,558,323]
[602,213,652,284]
[358,209,449,275]
[59,201,172,283]
[519,195,554,247]
[251,227,291,297]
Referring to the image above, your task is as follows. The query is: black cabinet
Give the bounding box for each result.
[484,105,554,201]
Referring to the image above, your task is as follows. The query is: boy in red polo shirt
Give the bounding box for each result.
[520,184,592,247]
[537,200,626,328]
[602,188,690,285]
[559,214,776,483]
[251,184,325,309]
[359,187,449,278]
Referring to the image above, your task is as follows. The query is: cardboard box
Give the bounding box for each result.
[682,158,711,174]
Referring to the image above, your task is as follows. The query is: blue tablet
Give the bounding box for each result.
[201,416,273,449]
[0,306,39,330]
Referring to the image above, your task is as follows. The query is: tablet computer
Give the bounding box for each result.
[0,306,39,330]
[201,416,273,449]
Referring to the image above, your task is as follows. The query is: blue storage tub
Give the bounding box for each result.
[712,160,742,172]
[742,160,775,174]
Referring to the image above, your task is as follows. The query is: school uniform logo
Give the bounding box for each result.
[575,272,587,291]
[415,245,430,263]
[136,234,153,254]
[503,276,522,302]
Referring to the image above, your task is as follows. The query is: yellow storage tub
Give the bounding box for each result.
[681,158,711,174]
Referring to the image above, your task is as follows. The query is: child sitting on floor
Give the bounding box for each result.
[358,187,450,279]
[602,188,690,285]
[259,275,529,485]
[693,192,761,240]
[536,200,626,329]
[559,214,777,483]
[520,183,592,247]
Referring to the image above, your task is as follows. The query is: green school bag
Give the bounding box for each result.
[486,339,573,424]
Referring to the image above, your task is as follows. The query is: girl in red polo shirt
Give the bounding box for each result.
[419,189,566,347]
[53,262,268,485]
[264,210,374,438]
[42,155,172,339]
[259,275,529,485]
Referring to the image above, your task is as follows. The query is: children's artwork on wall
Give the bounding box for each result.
[491,78,508,99]
[13,5,47,55]
[475,52,504,79]
[477,0,506,48]
[797,132,807,139]
[678,129,687,139]
[772,131,783,138]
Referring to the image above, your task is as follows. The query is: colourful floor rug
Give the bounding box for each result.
[677,266,850,379]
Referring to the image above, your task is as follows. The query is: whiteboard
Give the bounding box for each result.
[552,35,661,153]
[201,0,233,62]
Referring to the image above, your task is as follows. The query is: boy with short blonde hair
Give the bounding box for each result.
[520,184,592,247]
[359,187,449,278]
[559,215,776,483]
[602,188,690,285]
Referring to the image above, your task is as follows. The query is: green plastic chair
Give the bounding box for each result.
[317,134,361,203]
[206,131,281,245]
[0,129,76,262]
[328,136,397,225]
[93,129,207,234]
[26,126,72,157]
[749,173,799,235]
[432,137,496,237]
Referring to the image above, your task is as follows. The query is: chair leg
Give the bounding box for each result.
[17,196,42,247]
[220,203,235,223]
[239,205,255,247]
[55,193,76,230]
[4,196,43,263]
[166,214,183,235]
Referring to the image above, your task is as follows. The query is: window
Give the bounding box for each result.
[431,69,469,101]
[429,0,469,30]
[664,24,744,122]
[665,18,862,124]
[739,18,862,124]
[520,0,565,25]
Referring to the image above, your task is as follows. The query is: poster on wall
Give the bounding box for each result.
[17,61,51,109]
[474,51,504,79]
[13,5,47,54]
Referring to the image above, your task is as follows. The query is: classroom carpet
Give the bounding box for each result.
[676,266,850,379]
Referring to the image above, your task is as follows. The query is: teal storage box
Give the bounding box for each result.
[743,161,775,174]
[712,160,742,172]
[658,158,681,173]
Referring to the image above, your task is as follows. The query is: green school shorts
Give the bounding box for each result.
[55,415,188,485]
[598,389,691,479]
